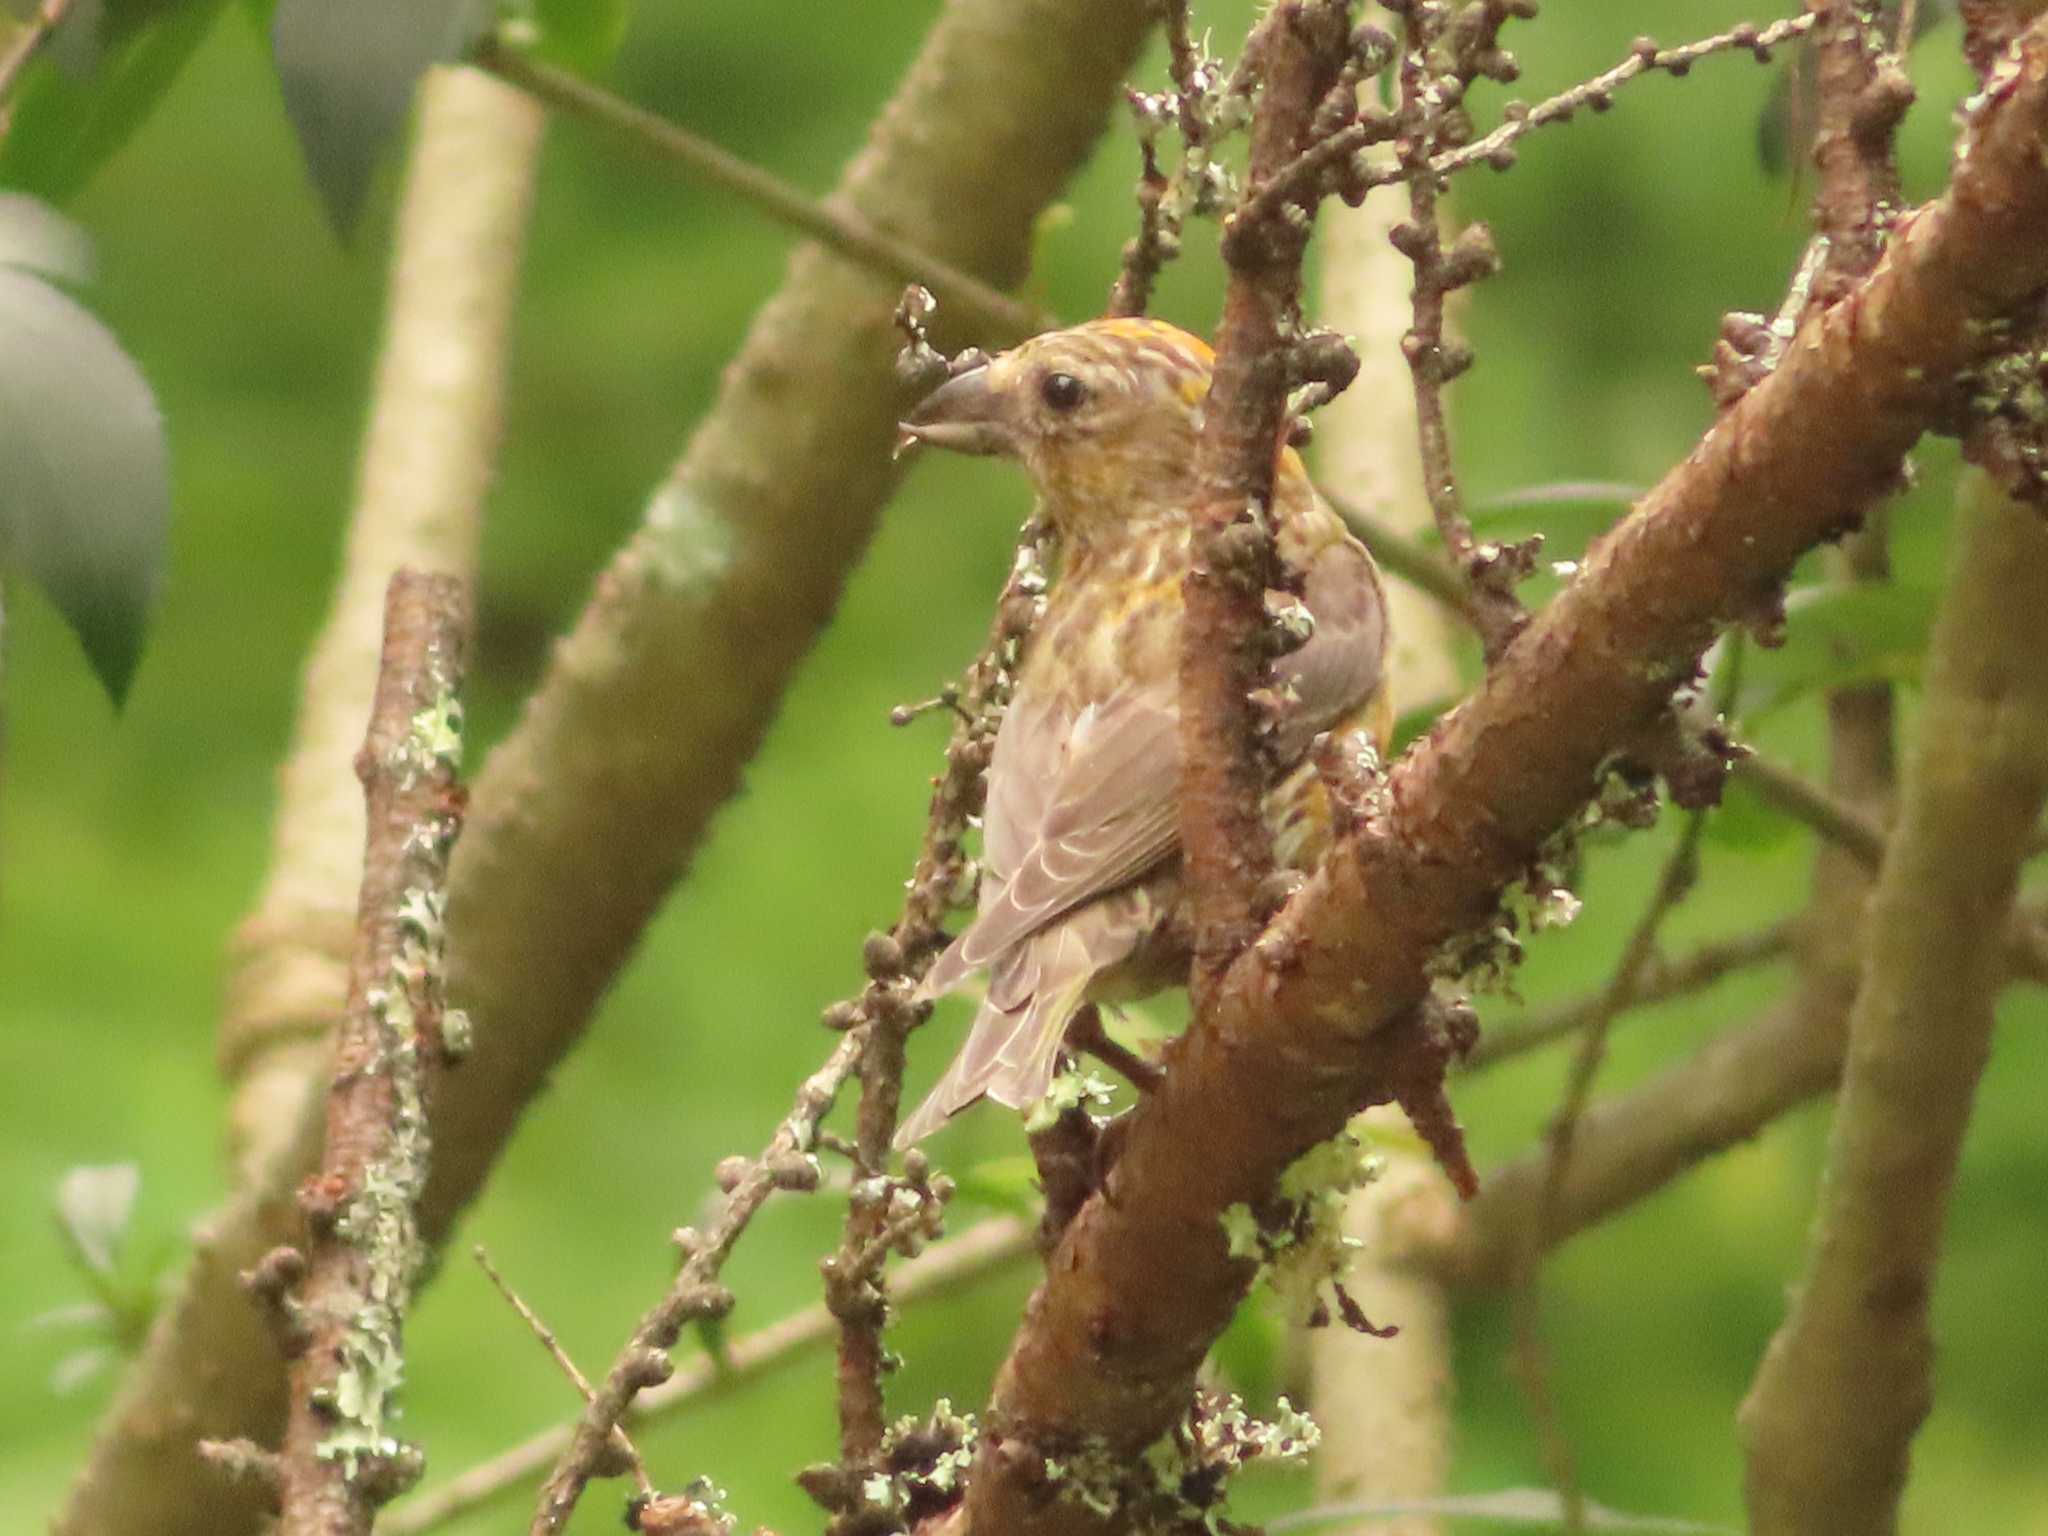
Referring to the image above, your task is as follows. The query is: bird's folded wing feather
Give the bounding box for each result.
[1273,534,1390,761]
[923,685,1182,995]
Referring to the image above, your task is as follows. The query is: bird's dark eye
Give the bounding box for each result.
[1039,371,1087,412]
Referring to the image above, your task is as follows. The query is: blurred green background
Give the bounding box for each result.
[4,2,2045,1532]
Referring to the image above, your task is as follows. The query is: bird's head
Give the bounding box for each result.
[899,318,1215,536]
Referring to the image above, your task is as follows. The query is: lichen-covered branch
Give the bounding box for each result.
[1738,470,2048,1534]
[61,75,540,1536]
[275,571,471,1536]
[57,8,1155,1536]
[957,28,2048,1531]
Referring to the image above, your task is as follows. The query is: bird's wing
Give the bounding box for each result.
[1273,533,1390,762]
[923,531,1387,1002]
[922,682,1182,996]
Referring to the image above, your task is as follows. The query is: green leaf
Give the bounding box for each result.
[269,0,493,237]
[528,0,630,73]
[1740,582,1938,718]
[0,0,228,205]
[0,215,169,703]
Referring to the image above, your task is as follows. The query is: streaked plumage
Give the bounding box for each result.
[894,318,1391,1147]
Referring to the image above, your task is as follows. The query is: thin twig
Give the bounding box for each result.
[383,1218,1030,1536]
[279,572,471,1536]
[474,1247,649,1498]
[816,514,1050,1491]
[1463,918,1797,1071]
[1508,810,1708,1530]
[1435,14,1821,178]
[1387,0,1528,658]
[530,1036,859,1535]
[0,0,73,111]
[1178,0,1360,988]
[1107,0,1214,316]
[1735,753,1885,865]
[472,35,1052,342]
[533,515,1050,1535]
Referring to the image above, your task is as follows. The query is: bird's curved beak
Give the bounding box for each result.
[895,365,1015,459]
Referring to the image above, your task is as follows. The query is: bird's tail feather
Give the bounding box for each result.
[895,935,1094,1148]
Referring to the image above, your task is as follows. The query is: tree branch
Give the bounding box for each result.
[1463,919,1796,1070]
[472,35,1051,342]
[276,571,471,1536]
[1406,999,1837,1289]
[1739,470,2048,1533]
[1177,2,1353,984]
[959,24,2048,1529]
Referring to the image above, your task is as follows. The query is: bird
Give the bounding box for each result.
[891,317,1391,1148]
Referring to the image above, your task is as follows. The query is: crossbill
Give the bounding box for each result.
[892,317,1391,1147]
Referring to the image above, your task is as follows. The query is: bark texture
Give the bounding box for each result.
[276,572,470,1536]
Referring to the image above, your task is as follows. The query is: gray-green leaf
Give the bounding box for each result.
[270,0,493,237]
[0,241,169,703]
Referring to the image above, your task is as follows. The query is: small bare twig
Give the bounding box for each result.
[472,35,1051,342]
[1436,14,1822,178]
[531,1038,857,1536]
[1508,810,1707,1530]
[1107,0,1230,315]
[196,1440,282,1508]
[1384,1,1531,658]
[279,571,471,1536]
[475,1247,649,1497]
[0,0,74,111]
[1463,918,1798,1070]
[1734,752,1887,865]
[384,1219,1029,1536]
